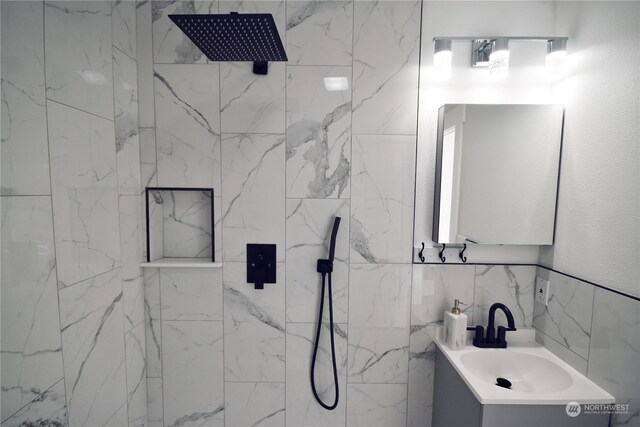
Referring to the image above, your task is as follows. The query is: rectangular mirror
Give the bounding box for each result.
[432,104,564,245]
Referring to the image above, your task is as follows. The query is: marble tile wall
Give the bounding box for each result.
[4,2,637,427]
[1,1,145,425]
[533,267,640,427]
[138,1,424,425]
[407,264,536,426]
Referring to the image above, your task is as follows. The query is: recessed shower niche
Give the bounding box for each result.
[141,187,222,268]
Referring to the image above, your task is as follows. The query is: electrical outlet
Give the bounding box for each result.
[535,278,550,306]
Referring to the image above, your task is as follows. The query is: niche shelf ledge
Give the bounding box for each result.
[140,257,223,268]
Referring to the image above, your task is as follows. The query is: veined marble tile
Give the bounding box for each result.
[221,133,285,262]
[154,64,221,189]
[1,1,49,196]
[285,199,349,323]
[411,264,475,327]
[125,322,147,427]
[144,268,161,321]
[1,380,67,427]
[146,189,165,262]
[104,402,128,427]
[219,0,285,134]
[114,48,141,196]
[588,289,640,427]
[152,0,217,64]
[473,265,536,328]
[58,268,127,427]
[146,377,164,427]
[220,62,286,134]
[349,264,412,328]
[119,195,144,268]
[162,320,224,427]
[139,127,158,190]
[407,325,437,427]
[45,1,114,119]
[533,269,594,359]
[122,267,145,332]
[160,268,223,321]
[219,0,285,35]
[352,0,420,134]
[145,319,163,378]
[286,322,348,427]
[350,135,415,264]
[286,66,351,199]
[224,382,285,427]
[136,0,154,127]
[348,327,409,384]
[224,262,285,382]
[1,197,64,420]
[147,378,164,427]
[346,383,408,427]
[113,0,137,59]
[286,1,353,65]
[48,101,120,287]
[535,329,588,376]
[348,264,411,384]
[161,190,215,258]
[143,268,163,376]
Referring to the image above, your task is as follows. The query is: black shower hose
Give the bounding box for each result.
[310,271,339,410]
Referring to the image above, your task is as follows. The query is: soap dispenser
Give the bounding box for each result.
[443,299,468,350]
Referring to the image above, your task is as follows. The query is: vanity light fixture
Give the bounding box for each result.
[489,38,510,79]
[434,39,453,80]
[433,37,568,80]
[546,38,568,76]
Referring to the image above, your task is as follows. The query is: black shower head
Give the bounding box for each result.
[169,12,287,74]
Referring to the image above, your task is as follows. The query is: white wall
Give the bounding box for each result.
[415,1,558,263]
[539,1,640,297]
[416,1,640,294]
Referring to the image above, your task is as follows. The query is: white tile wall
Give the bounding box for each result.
[44,1,114,119]
[161,320,224,426]
[1,1,50,196]
[4,2,637,427]
[286,66,352,199]
[1,2,144,425]
[1,197,63,419]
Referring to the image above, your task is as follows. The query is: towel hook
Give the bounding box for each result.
[418,242,426,263]
[439,243,446,263]
[459,243,467,263]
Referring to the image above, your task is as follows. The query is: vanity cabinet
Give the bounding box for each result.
[432,348,610,427]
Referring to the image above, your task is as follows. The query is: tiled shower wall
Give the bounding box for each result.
[135,2,539,426]
[1,1,146,425]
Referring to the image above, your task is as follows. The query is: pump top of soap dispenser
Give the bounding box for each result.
[451,299,466,315]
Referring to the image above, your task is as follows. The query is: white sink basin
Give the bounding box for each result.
[459,351,573,394]
[435,328,615,405]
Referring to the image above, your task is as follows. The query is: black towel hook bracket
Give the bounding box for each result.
[459,243,467,263]
[439,243,446,263]
[418,242,426,263]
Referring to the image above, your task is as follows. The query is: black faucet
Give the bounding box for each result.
[468,303,517,348]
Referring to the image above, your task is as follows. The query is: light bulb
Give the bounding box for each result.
[489,39,509,79]
[434,50,452,80]
[546,39,567,77]
[434,39,452,80]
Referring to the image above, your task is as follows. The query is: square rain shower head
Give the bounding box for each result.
[168,13,288,66]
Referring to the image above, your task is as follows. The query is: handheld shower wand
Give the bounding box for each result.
[310,216,341,410]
